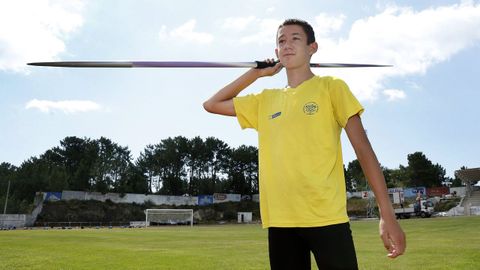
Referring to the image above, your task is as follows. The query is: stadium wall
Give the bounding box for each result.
[60,190,198,206]
[449,187,466,197]
[44,187,461,207]
[0,214,30,228]
[213,193,241,203]
[50,191,249,206]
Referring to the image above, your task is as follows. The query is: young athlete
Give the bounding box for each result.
[203,18,405,269]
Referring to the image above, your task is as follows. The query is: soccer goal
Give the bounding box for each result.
[145,209,194,227]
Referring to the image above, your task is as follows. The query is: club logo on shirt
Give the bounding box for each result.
[269,111,282,119]
[303,102,318,115]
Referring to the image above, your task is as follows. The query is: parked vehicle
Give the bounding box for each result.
[394,200,434,218]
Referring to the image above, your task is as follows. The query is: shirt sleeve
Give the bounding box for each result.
[233,93,261,130]
[328,77,364,128]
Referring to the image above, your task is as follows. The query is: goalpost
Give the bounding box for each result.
[145,209,194,227]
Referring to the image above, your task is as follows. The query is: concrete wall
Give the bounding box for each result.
[349,191,375,199]
[450,187,466,197]
[445,205,480,216]
[61,190,86,200]
[213,193,241,203]
[0,214,28,228]
[60,190,197,206]
[46,190,260,206]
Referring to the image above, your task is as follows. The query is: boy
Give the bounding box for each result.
[203,19,405,269]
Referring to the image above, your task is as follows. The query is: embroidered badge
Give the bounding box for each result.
[303,102,318,115]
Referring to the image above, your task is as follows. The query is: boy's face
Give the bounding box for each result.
[275,24,317,69]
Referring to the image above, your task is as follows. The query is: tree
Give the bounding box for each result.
[450,166,467,187]
[383,165,409,188]
[224,145,258,194]
[346,159,366,191]
[13,157,62,213]
[59,136,98,191]
[38,149,69,191]
[344,164,354,192]
[115,163,148,194]
[185,136,209,195]
[202,137,230,194]
[0,163,17,213]
[92,137,133,193]
[431,163,446,187]
[156,137,188,195]
[407,152,445,187]
[136,144,158,193]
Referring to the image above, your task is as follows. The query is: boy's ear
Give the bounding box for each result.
[309,42,318,56]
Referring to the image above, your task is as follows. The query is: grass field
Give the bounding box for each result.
[1,216,479,270]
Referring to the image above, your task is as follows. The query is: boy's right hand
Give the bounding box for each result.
[254,59,283,78]
[203,59,281,116]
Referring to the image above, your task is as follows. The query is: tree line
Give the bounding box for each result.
[0,136,257,213]
[0,136,463,213]
[345,152,463,192]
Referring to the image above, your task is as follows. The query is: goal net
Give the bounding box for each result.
[145,209,193,227]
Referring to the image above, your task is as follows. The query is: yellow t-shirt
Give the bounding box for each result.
[233,76,364,228]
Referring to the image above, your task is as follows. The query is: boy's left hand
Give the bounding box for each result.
[379,217,406,258]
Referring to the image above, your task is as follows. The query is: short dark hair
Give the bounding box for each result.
[278,19,316,45]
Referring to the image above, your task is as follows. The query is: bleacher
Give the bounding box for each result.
[463,189,480,207]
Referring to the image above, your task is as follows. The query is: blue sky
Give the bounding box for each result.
[1,0,479,178]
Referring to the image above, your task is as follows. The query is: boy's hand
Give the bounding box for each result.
[254,59,283,78]
[379,217,406,258]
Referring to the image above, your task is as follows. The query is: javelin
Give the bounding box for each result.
[27,61,392,68]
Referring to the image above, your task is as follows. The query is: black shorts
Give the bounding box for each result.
[268,223,358,270]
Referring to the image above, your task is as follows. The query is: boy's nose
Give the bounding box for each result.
[283,40,293,49]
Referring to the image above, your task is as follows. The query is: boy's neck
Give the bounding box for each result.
[285,66,315,88]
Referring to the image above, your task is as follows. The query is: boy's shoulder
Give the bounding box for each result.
[303,75,348,87]
[317,75,346,84]
[317,76,350,92]
[303,75,349,91]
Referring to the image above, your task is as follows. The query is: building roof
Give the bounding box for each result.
[455,167,480,183]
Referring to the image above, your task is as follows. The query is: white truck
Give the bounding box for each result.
[394,200,434,219]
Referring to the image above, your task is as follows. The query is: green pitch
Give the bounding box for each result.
[1,216,479,270]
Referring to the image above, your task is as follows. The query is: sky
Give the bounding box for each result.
[1,0,479,178]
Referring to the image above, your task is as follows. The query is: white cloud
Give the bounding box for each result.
[407,81,422,90]
[312,2,480,101]
[25,99,102,114]
[240,18,282,45]
[383,89,406,101]
[219,16,281,45]
[159,19,213,44]
[0,0,85,73]
[158,25,168,40]
[222,16,255,31]
[314,13,346,37]
[234,15,345,45]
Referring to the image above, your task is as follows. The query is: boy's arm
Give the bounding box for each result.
[345,115,406,259]
[203,62,282,116]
